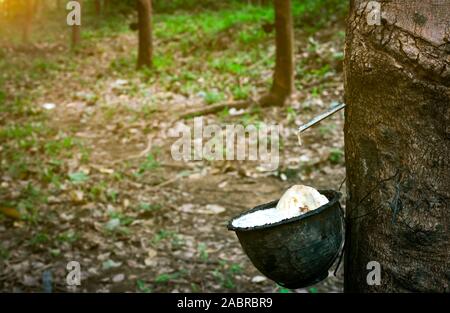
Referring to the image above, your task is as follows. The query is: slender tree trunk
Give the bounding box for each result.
[71,0,82,49]
[22,0,36,43]
[259,0,294,107]
[72,24,81,48]
[137,0,153,69]
[344,0,450,292]
[95,0,101,15]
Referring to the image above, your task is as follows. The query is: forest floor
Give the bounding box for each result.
[0,5,346,292]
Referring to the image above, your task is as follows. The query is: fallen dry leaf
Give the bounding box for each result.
[0,207,21,220]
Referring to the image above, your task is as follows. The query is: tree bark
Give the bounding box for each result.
[259,0,294,107]
[71,0,82,48]
[95,0,101,15]
[72,24,81,48]
[22,0,36,43]
[344,0,450,292]
[137,0,153,69]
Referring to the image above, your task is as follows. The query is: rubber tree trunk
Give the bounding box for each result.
[259,0,294,107]
[71,0,82,48]
[95,0,101,15]
[22,0,36,43]
[344,0,450,292]
[137,0,153,69]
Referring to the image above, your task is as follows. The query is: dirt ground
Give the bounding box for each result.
[0,19,346,293]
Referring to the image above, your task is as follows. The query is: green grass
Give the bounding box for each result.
[238,28,266,44]
[152,229,176,244]
[212,261,243,290]
[204,91,225,105]
[198,243,209,262]
[329,148,344,164]
[135,202,161,213]
[29,233,50,247]
[136,153,160,175]
[232,85,251,100]
[57,230,79,244]
[153,54,174,71]
[68,172,90,184]
[136,279,152,293]
[0,122,45,140]
[45,137,76,157]
[155,5,273,40]
[155,271,186,284]
[18,184,47,222]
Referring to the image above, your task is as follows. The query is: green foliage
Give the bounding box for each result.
[238,28,266,45]
[311,64,331,78]
[198,243,209,261]
[69,172,90,184]
[277,285,292,293]
[153,54,174,71]
[286,107,297,124]
[32,59,59,74]
[16,184,47,223]
[231,85,251,100]
[212,261,243,290]
[137,153,160,175]
[152,229,176,244]
[293,0,348,33]
[57,230,79,244]
[110,55,135,73]
[211,58,246,75]
[136,279,152,292]
[153,0,230,13]
[155,4,273,41]
[0,122,45,140]
[135,202,161,212]
[104,211,135,235]
[45,137,75,157]
[329,148,344,164]
[29,233,50,247]
[204,91,225,105]
[239,112,262,127]
[155,271,184,284]
[319,124,336,137]
[41,159,63,187]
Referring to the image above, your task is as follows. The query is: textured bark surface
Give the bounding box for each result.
[95,0,101,16]
[137,0,153,68]
[344,0,450,292]
[259,0,294,107]
[22,0,37,43]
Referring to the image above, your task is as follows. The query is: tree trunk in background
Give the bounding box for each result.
[72,24,81,48]
[22,0,36,43]
[344,0,449,292]
[259,0,294,107]
[95,0,101,15]
[137,0,153,68]
[71,0,82,49]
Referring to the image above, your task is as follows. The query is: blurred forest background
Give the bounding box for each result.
[0,0,348,292]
